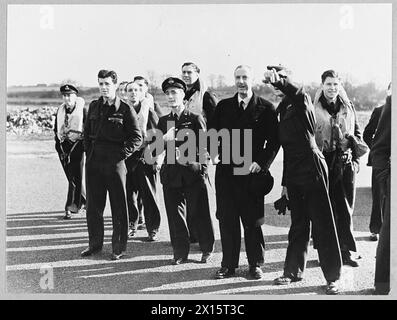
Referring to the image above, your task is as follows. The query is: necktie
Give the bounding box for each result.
[239,100,245,112]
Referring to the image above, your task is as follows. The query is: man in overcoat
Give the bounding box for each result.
[209,65,280,280]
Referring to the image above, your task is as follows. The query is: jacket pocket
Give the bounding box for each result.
[104,117,124,140]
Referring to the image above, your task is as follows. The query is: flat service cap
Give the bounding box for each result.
[60,84,78,94]
[161,77,186,93]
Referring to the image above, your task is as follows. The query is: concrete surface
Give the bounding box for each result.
[6,139,380,297]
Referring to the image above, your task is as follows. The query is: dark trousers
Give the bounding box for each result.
[284,178,342,282]
[369,167,384,234]
[375,171,390,294]
[327,160,357,252]
[85,155,129,254]
[57,140,86,212]
[163,180,214,260]
[215,173,265,269]
[126,160,161,234]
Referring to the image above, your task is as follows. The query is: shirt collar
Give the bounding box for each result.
[237,90,253,108]
[102,96,116,106]
[319,93,342,115]
[64,103,76,113]
[171,106,186,120]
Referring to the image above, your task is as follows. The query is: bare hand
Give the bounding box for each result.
[281,186,289,200]
[249,162,262,173]
[211,154,220,165]
[352,161,360,174]
[163,127,176,142]
[153,163,161,172]
[263,68,281,84]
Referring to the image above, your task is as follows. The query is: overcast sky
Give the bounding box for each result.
[7,3,392,88]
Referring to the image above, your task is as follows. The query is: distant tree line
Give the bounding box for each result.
[8,75,388,111]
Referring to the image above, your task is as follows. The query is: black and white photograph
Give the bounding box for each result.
[3,0,394,302]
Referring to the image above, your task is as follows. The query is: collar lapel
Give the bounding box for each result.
[233,93,240,110]
[245,92,256,113]
[180,110,189,122]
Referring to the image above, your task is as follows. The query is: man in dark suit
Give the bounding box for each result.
[209,65,280,280]
[157,77,215,265]
[371,90,391,295]
[82,69,142,260]
[363,82,391,241]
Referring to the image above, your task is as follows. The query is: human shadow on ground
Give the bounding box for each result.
[6,209,350,295]
[7,211,291,267]
[6,235,290,267]
[7,257,321,295]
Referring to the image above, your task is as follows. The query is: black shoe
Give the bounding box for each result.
[80,247,101,257]
[215,267,235,279]
[273,275,302,285]
[137,222,146,230]
[200,252,212,263]
[326,281,340,295]
[128,228,136,239]
[342,252,359,267]
[110,252,126,261]
[173,258,188,265]
[147,233,158,242]
[248,266,263,280]
[63,211,72,220]
[369,233,379,241]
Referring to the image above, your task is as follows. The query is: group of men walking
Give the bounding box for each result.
[54,62,391,295]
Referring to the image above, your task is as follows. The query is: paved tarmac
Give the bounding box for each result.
[6,139,380,297]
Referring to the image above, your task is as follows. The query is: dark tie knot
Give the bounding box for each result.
[239,100,245,111]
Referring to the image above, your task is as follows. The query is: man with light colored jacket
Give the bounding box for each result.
[54,84,87,220]
[313,70,368,267]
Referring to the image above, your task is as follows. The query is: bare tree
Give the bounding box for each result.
[160,73,174,82]
[146,70,159,90]
[207,74,217,88]
[216,75,226,88]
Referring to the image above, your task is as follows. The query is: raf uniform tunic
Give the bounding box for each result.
[83,96,142,255]
[157,109,215,261]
